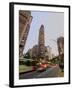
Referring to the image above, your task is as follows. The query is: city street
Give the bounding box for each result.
[19,65,60,79]
[19,10,64,80]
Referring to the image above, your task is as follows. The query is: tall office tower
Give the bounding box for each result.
[19,10,32,58]
[57,36,64,55]
[57,36,64,62]
[38,25,45,59]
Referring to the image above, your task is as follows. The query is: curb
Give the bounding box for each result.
[19,70,35,74]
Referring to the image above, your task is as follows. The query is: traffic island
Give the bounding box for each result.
[19,65,35,74]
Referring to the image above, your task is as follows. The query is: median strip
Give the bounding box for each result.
[19,65,35,74]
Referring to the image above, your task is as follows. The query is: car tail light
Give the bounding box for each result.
[44,65,46,68]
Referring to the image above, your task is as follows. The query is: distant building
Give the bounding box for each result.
[19,10,32,58]
[32,45,39,59]
[24,45,39,60]
[51,53,55,59]
[27,49,33,58]
[38,25,45,59]
[45,46,52,60]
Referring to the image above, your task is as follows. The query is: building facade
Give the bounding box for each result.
[38,25,45,59]
[19,10,32,58]
[32,45,39,59]
[57,36,64,55]
[45,46,52,60]
[57,36,64,62]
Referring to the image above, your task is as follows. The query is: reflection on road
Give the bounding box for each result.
[19,65,60,79]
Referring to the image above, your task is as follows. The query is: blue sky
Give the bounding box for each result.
[23,11,64,56]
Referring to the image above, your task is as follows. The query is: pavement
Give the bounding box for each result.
[19,65,60,79]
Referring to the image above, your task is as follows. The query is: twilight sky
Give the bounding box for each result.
[23,11,64,56]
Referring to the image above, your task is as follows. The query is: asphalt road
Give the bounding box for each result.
[19,66,60,79]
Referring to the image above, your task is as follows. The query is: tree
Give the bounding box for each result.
[24,52,31,59]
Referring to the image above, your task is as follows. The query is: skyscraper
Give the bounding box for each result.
[57,36,64,55]
[38,25,45,59]
[57,36,64,62]
[19,10,32,58]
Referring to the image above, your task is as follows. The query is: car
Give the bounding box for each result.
[32,66,37,71]
[37,67,46,72]
[37,63,47,72]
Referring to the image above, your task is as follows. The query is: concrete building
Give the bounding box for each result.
[38,25,45,59]
[57,36,64,62]
[57,36,64,55]
[19,10,32,58]
[45,46,52,60]
[32,45,39,59]
[27,49,33,58]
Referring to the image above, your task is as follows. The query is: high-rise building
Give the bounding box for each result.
[57,36,64,62]
[19,10,32,58]
[38,25,45,59]
[45,46,52,60]
[32,45,39,59]
[57,36,64,55]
